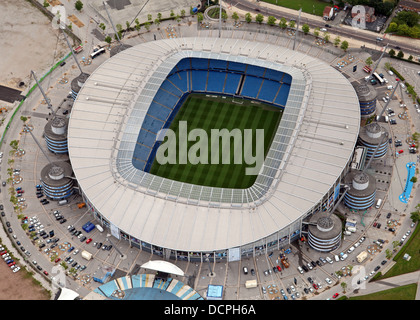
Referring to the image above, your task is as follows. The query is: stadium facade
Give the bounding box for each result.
[67,37,360,262]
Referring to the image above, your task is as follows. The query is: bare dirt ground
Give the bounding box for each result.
[0,0,68,91]
[0,256,50,300]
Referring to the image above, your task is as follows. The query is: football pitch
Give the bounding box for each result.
[149,94,283,189]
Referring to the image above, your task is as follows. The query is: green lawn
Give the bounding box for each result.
[347,283,418,300]
[377,224,420,279]
[262,0,329,17]
[150,94,282,189]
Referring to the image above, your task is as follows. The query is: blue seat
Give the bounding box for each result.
[191,58,209,70]
[206,71,226,93]
[160,80,182,97]
[175,58,191,71]
[142,114,165,134]
[245,65,265,77]
[137,129,156,149]
[241,76,263,98]
[209,59,227,70]
[191,70,208,92]
[282,73,293,85]
[148,102,172,121]
[274,84,291,106]
[227,61,246,72]
[264,69,284,81]
[223,73,241,95]
[153,89,179,109]
[168,73,188,93]
[257,79,280,103]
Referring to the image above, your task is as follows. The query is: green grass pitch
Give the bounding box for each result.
[149,94,283,189]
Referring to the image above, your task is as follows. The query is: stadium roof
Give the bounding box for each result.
[67,37,360,252]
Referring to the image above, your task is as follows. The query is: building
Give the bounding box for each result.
[357,122,389,159]
[351,6,376,23]
[67,37,360,262]
[323,6,334,20]
[353,83,377,118]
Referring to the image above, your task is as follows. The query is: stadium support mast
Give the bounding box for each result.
[293,8,302,51]
[60,27,83,75]
[24,124,53,164]
[369,43,388,78]
[377,80,400,121]
[103,1,121,43]
[31,70,56,118]
[219,0,222,38]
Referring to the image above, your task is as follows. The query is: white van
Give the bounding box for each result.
[326,256,333,264]
[334,255,340,262]
[297,266,304,274]
[387,85,393,90]
[96,224,104,232]
[340,253,348,261]
[375,199,382,209]
[400,83,406,89]
[58,199,68,206]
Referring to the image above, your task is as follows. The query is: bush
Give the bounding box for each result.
[389,67,405,81]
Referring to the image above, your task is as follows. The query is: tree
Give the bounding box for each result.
[408,55,413,61]
[289,20,296,29]
[104,35,112,44]
[341,282,347,293]
[313,28,320,38]
[397,50,404,59]
[144,22,151,31]
[180,9,186,18]
[170,10,175,18]
[154,18,161,29]
[75,0,83,11]
[267,16,277,26]
[279,18,287,29]
[232,12,239,22]
[324,32,330,43]
[43,0,50,8]
[384,62,392,70]
[221,11,228,21]
[245,13,252,23]
[411,176,418,183]
[147,14,152,21]
[388,22,398,33]
[365,56,373,66]
[197,12,204,23]
[255,13,264,24]
[99,23,106,32]
[157,13,162,20]
[334,36,341,47]
[302,24,310,34]
[340,40,349,51]
[389,49,396,57]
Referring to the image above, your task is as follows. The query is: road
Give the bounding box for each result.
[230,0,420,56]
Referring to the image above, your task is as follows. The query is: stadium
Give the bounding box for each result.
[67,36,360,262]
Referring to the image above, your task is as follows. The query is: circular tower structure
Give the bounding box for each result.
[71,72,90,101]
[308,212,342,252]
[44,116,68,153]
[40,161,74,200]
[343,170,376,210]
[353,83,377,118]
[358,122,388,159]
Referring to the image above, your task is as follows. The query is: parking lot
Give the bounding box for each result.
[0,15,418,300]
